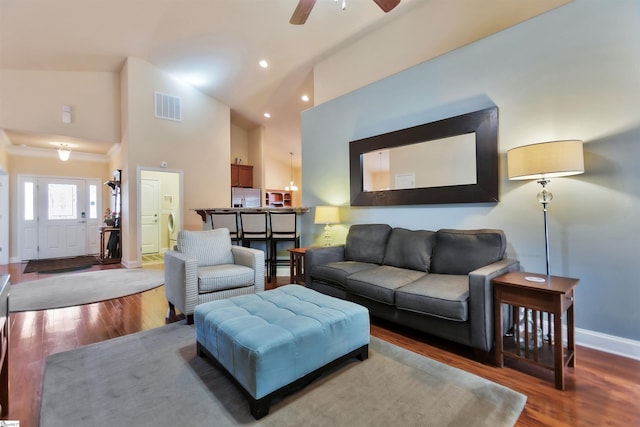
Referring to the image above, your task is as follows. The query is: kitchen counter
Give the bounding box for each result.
[193,207,311,222]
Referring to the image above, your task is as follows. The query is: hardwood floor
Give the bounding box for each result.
[1,262,639,426]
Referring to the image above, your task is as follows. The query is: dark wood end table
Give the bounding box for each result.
[288,247,314,285]
[493,271,579,390]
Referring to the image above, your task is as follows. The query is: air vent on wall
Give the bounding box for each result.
[154,92,182,121]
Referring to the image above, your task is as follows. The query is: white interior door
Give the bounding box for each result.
[141,178,160,254]
[37,178,87,259]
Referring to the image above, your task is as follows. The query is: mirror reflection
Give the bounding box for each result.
[349,106,498,206]
[361,133,477,191]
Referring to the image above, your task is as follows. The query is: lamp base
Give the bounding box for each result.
[322,224,332,246]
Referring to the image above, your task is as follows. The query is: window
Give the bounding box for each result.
[48,183,77,220]
[89,184,97,219]
[24,182,34,221]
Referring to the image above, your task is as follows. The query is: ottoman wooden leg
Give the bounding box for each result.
[249,397,271,420]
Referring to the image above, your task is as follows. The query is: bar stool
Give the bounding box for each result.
[269,211,300,280]
[210,211,242,245]
[240,212,272,281]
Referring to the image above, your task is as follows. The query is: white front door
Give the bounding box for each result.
[37,178,87,259]
[141,178,160,254]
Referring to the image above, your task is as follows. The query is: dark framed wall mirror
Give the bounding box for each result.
[349,106,499,206]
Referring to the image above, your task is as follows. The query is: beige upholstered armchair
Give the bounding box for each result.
[164,228,265,324]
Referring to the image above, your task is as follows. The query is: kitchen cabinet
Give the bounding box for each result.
[265,190,292,208]
[231,164,253,188]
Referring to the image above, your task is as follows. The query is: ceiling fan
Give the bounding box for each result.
[290,0,401,25]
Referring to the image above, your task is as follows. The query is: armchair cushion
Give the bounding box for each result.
[177,229,234,267]
[198,264,256,293]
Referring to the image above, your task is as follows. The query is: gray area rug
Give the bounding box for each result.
[10,268,164,312]
[40,323,526,427]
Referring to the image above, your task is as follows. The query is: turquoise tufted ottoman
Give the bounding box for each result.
[194,284,370,419]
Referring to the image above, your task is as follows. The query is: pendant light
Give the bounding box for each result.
[57,143,71,161]
[285,152,298,191]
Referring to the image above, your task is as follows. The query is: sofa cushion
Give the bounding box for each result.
[310,261,377,289]
[396,274,469,322]
[431,229,506,275]
[344,224,392,264]
[177,229,234,267]
[198,264,255,293]
[345,266,426,305]
[383,228,436,272]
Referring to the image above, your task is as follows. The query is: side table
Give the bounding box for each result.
[288,247,313,285]
[98,226,121,264]
[493,271,579,390]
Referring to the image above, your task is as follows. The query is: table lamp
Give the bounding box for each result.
[507,140,584,278]
[314,206,340,246]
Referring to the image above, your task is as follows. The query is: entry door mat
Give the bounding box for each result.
[23,256,99,274]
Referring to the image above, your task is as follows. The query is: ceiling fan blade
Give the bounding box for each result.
[290,0,317,25]
[373,0,401,13]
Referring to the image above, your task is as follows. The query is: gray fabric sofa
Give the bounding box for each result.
[305,224,519,353]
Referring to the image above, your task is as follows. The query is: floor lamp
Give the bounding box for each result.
[507,140,584,279]
[314,206,340,246]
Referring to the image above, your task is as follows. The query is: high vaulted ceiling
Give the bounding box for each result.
[0,0,570,162]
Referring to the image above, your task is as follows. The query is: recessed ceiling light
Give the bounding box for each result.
[301,95,310,102]
[264,112,271,118]
[259,59,269,69]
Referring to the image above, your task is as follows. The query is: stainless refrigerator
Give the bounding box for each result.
[231,187,261,208]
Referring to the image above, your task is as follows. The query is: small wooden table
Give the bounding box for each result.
[493,271,579,390]
[98,226,121,264]
[288,247,313,285]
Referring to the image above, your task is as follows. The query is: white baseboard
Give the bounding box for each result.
[122,259,142,268]
[576,328,640,361]
[526,315,639,361]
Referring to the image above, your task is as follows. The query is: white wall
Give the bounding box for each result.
[0,70,120,143]
[301,0,640,349]
[121,57,230,265]
[230,123,249,165]
[314,0,571,105]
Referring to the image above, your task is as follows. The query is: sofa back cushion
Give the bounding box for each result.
[344,224,392,264]
[431,229,506,275]
[382,228,436,272]
[177,228,234,267]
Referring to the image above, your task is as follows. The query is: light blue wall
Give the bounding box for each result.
[301,0,640,341]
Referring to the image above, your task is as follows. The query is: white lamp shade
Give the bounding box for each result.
[314,206,340,225]
[507,140,584,180]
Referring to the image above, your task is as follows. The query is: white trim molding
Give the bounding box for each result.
[576,328,640,361]
[6,144,110,163]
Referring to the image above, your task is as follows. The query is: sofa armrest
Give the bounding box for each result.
[232,246,265,292]
[305,245,346,285]
[468,258,520,352]
[164,250,199,316]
